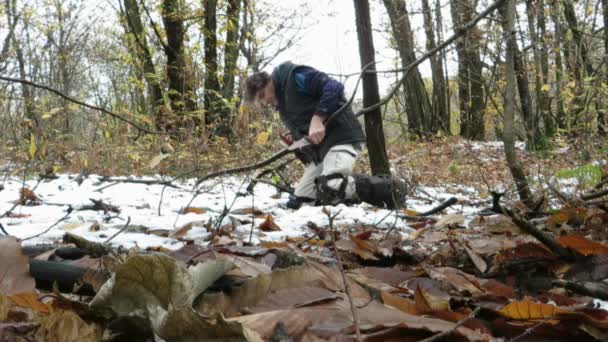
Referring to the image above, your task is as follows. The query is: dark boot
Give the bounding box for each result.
[285,194,315,209]
[352,174,407,209]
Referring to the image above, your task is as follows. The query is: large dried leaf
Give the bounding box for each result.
[415,285,450,313]
[381,292,419,315]
[470,214,522,234]
[425,266,484,295]
[196,260,370,317]
[335,236,378,260]
[149,306,262,342]
[259,214,281,232]
[0,294,12,320]
[566,255,608,282]
[496,242,556,263]
[90,253,192,317]
[558,235,608,256]
[433,214,464,228]
[8,293,53,314]
[214,253,271,277]
[189,259,235,305]
[353,267,416,287]
[0,237,35,295]
[459,238,488,273]
[500,300,566,320]
[547,208,587,230]
[35,310,101,342]
[249,286,339,313]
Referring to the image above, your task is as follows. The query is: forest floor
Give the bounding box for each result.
[1,136,607,341]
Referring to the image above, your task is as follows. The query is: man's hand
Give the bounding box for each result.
[308,114,326,144]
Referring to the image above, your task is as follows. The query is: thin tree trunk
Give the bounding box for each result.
[222,0,241,101]
[354,0,391,176]
[422,0,449,133]
[512,37,536,150]
[123,0,164,126]
[562,0,586,127]
[203,0,228,136]
[537,0,554,136]
[162,0,197,125]
[436,0,452,133]
[601,0,608,134]
[551,6,567,128]
[383,0,433,136]
[450,0,485,140]
[502,0,533,207]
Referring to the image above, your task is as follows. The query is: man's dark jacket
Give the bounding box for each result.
[271,61,365,162]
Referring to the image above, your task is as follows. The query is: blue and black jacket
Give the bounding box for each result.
[271,61,365,162]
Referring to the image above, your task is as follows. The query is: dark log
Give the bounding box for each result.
[29,259,96,296]
[63,233,112,256]
[22,245,88,260]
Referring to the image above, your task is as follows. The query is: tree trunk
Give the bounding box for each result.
[502,0,533,207]
[537,0,553,136]
[551,7,567,128]
[524,0,544,148]
[382,0,433,136]
[123,0,164,126]
[562,0,586,128]
[162,0,197,125]
[202,0,229,137]
[353,0,391,176]
[601,0,608,134]
[421,0,449,133]
[450,0,485,140]
[222,0,241,102]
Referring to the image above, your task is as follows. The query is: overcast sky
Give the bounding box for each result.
[268,0,458,97]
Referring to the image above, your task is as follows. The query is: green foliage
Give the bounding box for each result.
[556,163,603,187]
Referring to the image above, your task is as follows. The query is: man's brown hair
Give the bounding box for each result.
[244,71,271,103]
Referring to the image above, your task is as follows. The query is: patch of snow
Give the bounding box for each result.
[2,173,446,249]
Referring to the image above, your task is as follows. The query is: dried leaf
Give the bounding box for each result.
[459,238,488,273]
[425,266,484,295]
[259,241,289,249]
[381,292,419,315]
[35,310,101,342]
[250,286,339,313]
[169,222,194,239]
[415,285,450,313]
[8,293,53,314]
[18,188,41,205]
[90,254,192,318]
[335,237,378,260]
[433,214,465,229]
[231,207,265,217]
[0,237,36,295]
[259,214,281,232]
[0,295,12,320]
[496,242,556,263]
[500,300,566,320]
[558,235,608,256]
[150,307,263,342]
[547,208,587,230]
[180,207,207,215]
[196,260,370,317]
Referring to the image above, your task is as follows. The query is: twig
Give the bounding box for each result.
[418,197,458,216]
[22,206,73,241]
[582,189,608,201]
[419,307,481,342]
[325,208,361,342]
[0,75,171,135]
[508,321,544,342]
[499,205,581,261]
[0,223,10,236]
[105,216,131,244]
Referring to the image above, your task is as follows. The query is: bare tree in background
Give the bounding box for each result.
[502,0,533,207]
[354,0,390,176]
[450,0,486,140]
[383,0,433,136]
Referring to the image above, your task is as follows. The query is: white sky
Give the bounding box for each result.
[268,0,457,97]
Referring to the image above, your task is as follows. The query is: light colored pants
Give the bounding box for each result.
[294,144,360,200]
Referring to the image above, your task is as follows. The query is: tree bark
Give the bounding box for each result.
[203,0,229,137]
[383,0,433,136]
[222,0,241,102]
[422,0,449,133]
[353,0,391,176]
[537,0,553,136]
[122,0,164,126]
[162,0,197,125]
[450,0,485,140]
[512,9,537,150]
[502,0,533,208]
[601,0,608,134]
[551,6,567,128]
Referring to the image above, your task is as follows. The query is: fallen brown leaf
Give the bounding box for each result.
[0,237,36,295]
[259,214,281,232]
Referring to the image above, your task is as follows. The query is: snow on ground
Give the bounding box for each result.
[1,173,481,250]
